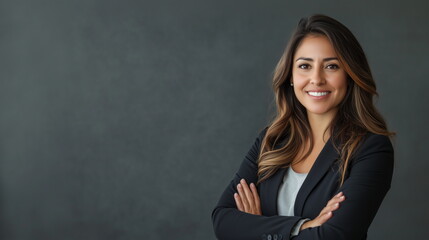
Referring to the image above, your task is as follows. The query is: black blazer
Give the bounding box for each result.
[211,127,394,240]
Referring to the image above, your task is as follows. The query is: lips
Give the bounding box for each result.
[305,90,332,98]
[307,91,330,96]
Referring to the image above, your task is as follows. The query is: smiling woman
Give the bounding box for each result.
[212,14,394,240]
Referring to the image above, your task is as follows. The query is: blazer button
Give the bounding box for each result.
[278,234,283,240]
[261,234,267,240]
[273,234,278,240]
[267,234,272,240]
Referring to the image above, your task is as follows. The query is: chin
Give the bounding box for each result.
[305,107,337,116]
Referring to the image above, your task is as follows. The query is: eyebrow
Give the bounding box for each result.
[295,57,339,62]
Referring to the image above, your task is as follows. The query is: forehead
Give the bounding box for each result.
[294,35,337,59]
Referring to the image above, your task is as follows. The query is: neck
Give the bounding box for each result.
[307,110,337,142]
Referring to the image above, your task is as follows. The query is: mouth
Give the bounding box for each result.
[306,91,331,97]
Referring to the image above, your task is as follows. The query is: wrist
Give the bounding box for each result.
[300,220,312,231]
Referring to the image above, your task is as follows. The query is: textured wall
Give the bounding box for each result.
[0,0,428,239]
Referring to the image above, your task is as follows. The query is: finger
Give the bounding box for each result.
[325,196,345,211]
[329,202,340,212]
[237,183,250,211]
[319,202,340,217]
[250,183,261,214]
[327,193,345,206]
[316,193,346,222]
[335,192,343,197]
[316,211,333,225]
[326,199,341,209]
[234,193,244,212]
[326,195,346,209]
[240,179,255,207]
[314,211,333,226]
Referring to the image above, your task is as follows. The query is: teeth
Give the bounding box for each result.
[308,91,329,96]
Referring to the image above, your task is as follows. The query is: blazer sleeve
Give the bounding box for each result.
[211,127,304,240]
[293,133,394,240]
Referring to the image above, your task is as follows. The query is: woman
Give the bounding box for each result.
[211,14,394,240]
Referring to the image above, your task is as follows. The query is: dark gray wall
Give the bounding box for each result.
[0,0,428,239]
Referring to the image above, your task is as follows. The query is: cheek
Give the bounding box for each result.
[291,73,307,88]
[331,72,347,88]
[334,77,348,100]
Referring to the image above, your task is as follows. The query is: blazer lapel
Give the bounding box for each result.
[260,167,286,216]
[294,138,339,216]
[260,137,339,216]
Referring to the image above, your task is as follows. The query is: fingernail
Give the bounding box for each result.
[340,196,345,199]
[336,192,343,196]
[234,193,238,198]
[241,179,246,183]
[335,203,339,206]
[327,211,332,215]
[250,183,254,187]
[237,184,241,188]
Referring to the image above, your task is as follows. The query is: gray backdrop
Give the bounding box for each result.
[1,0,428,239]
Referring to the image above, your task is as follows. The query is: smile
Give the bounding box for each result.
[307,91,331,96]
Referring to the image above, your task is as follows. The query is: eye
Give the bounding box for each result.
[298,64,311,69]
[326,64,339,70]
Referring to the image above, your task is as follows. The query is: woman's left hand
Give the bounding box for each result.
[234,178,262,215]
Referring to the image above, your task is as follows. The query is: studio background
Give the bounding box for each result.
[0,0,428,239]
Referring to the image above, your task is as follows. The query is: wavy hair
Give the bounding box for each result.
[257,14,394,186]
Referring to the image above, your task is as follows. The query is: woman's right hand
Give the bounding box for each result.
[300,192,346,230]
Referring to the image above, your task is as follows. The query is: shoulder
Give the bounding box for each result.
[257,126,269,140]
[357,132,394,156]
[241,126,269,165]
[350,132,394,168]
[250,126,269,152]
[256,126,289,149]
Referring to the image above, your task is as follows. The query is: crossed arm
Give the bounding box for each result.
[234,178,346,232]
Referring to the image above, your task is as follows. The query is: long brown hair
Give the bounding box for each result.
[257,14,394,186]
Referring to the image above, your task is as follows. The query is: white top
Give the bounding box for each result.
[277,166,308,216]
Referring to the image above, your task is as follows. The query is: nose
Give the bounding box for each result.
[310,68,325,86]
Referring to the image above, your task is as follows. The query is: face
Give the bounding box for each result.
[291,35,348,119]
